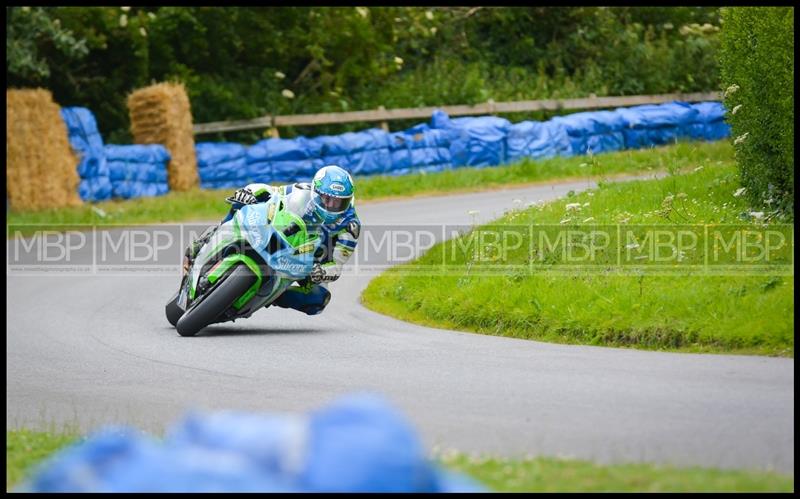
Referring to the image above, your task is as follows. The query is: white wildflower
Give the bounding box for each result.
[121,6,131,12]
[281,89,295,99]
[139,27,147,37]
[582,202,590,207]
[430,27,437,35]
[274,71,286,80]
[21,6,30,12]
[663,22,673,30]
[582,217,595,223]
[356,7,369,18]
[559,218,572,225]
[148,12,156,20]
[749,211,765,220]
[586,191,595,197]
[394,56,404,66]
[723,84,740,98]
[91,206,107,218]
[734,132,749,145]
[731,104,742,115]
[625,242,640,250]
[119,14,128,27]
[693,166,704,172]
[565,203,581,211]
[733,187,746,197]
[425,10,434,20]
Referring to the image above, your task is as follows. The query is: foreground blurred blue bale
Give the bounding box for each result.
[21,393,482,492]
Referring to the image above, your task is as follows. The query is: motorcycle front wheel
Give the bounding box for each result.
[175,264,258,337]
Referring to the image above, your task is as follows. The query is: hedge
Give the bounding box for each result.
[719,7,794,216]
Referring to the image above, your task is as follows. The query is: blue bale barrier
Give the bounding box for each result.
[20,393,482,493]
[549,109,627,155]
[431,110,511,168]
[308,129,392,177]
[615,101,700,149]
[685,102,730,141]
[196,142,251,189]
[388,123,455,176]
[506,120,572,162]
[78,177,113,202]
[104,144,171,199]
[196,142,247,167]
[61,107,111,202]
[61,107,105,155]
[111,181,170,200]
[247,137,324,183]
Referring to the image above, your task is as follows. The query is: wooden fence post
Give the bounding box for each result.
[378,106,389,132]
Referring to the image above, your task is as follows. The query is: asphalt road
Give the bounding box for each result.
[6,175,794,473]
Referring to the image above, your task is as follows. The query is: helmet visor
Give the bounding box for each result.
[315,192,351,213]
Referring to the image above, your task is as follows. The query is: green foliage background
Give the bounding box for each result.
[719,7,794,216]
[7,6,721,144]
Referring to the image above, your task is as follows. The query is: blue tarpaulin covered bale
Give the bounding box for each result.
[196,142,250,189]
[77,177,112,203]
[196,142,247,166]
[105,144,171,200]
[20,393,481,493]
[61,107,111,202]
[616,101,700,149]
[430,110,511,168]
[549,110,627,155]
[685,102,731,141]
[388,123,455,176]
[506,120,573,162]
[308,129,392,177]
[247,137,325,184]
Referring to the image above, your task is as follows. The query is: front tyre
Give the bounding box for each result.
[165,291,183,327]
[175,265,257,337]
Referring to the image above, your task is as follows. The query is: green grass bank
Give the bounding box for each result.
[362,141,793,356]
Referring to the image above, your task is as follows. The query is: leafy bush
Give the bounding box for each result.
[719,7,794,216]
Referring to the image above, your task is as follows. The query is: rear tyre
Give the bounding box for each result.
[176,265,258,337]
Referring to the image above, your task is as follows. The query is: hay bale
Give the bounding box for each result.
[6,88,82,211]
[127,82,198,191]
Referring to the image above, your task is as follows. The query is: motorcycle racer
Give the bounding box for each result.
[185,165,360,316]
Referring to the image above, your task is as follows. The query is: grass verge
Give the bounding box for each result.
[441,453,794,492]
[361,141,794,356]
[6,430,80,490]
[6,431,793,492]
[7,141,730,238]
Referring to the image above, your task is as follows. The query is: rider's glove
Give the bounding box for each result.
[230,187,257,206]
[309,263,326,284]
[309,263,339,284]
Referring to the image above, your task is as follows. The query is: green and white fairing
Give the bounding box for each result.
[178,193,322,317]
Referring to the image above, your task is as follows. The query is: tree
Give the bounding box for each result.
[6,6,88,84]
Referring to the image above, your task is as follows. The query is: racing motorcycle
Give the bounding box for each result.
[165,193,322,337]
